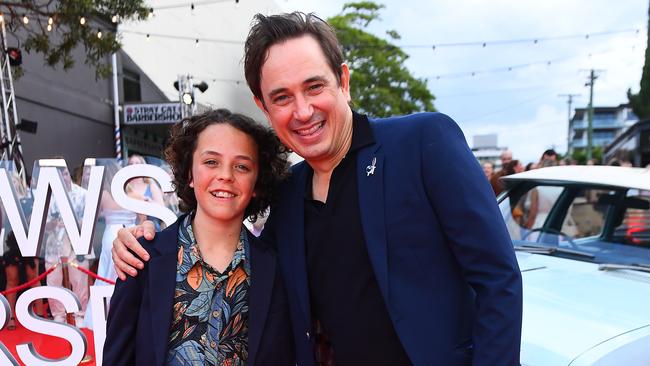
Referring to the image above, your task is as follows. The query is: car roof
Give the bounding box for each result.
[502,165,650,191]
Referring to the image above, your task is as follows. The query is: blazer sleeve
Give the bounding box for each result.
[103,267,144,365]
[420,113,523,366]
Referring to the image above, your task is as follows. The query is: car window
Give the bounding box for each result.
[612,190,650,246]
[561,189,613,239]
[500,185,564,240]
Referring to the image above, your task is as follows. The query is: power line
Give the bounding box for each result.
[424,42,640,80]
[456,77,582,123]
[401,28,641,49]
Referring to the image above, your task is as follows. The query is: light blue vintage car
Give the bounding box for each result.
[499,166,650,366]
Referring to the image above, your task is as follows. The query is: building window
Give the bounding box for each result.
[123,69,141,102]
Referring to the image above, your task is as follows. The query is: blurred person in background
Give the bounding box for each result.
[125,154,165,227]
[490,160,523,196]
[43,165,90,326]
[3,231,43,330]
[500,149,513,166]
[482,161,494,180]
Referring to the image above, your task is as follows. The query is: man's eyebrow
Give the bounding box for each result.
[268,87,288,99]
[304,75,327,84]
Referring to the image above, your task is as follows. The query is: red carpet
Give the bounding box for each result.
[0,319,96,365]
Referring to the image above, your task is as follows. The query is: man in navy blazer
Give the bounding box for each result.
[113,12,522,366]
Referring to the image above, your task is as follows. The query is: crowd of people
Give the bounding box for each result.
[482,148,638,197]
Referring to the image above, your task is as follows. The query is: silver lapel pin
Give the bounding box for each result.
[366,157,377,176]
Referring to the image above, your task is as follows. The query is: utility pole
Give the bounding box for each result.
[584,69,604,161]
[558,93,580,156]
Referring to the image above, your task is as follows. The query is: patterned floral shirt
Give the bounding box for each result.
[166,214,251,366]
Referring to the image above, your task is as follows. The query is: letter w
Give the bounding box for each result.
[0,165,104,257]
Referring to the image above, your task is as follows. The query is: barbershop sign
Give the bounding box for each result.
[0,161,178,365]
[123,102,182,125]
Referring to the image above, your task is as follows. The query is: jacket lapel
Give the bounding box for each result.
[283,164,311,325]
[356,144,390,302]
[147,224,179,366]
[247,234,276,366]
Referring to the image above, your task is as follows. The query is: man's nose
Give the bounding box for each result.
[293,94,313,121]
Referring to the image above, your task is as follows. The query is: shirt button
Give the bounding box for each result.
[210,341,216,348]
[212,310,220,318]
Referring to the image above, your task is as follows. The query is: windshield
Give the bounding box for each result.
[499,183,650,266]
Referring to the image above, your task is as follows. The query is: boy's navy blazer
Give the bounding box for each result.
[262,112,523,366]
[104,217,294,366]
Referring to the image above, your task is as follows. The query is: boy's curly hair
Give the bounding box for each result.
[164,108,289,221]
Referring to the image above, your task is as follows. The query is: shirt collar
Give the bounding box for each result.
[349,111,375,153]
[177,213,251,277]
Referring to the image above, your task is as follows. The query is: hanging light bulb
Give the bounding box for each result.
[195,39,199,47]
[111,15,118,23]
[146,34,150,41]
[97,30,102,39]
[80,17,86,25]
[22,15,29,24]
[48,17,53,25]
[47,24,52,32]
[148,8,154,18]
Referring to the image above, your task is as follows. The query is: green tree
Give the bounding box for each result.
[628,1,650,119]
[0,1,149,78]
[572,146,603,165]
[328,2,435,117]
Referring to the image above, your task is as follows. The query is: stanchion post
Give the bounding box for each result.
[59,257,74,325]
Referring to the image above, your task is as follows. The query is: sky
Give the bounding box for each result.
[121,0,648,163]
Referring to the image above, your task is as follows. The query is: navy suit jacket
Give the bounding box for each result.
[104,218,295,366]
[262,112,523,366]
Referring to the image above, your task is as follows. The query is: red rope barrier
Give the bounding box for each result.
[1,260,117,297]
[69,262,116,285]
[0,264,57,296]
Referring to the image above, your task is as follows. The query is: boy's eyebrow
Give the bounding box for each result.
[201,150,255,162]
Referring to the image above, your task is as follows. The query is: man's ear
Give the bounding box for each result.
[340,63,351,102]
[254,96,271,120]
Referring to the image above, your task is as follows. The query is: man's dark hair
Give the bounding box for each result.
[164,109,289,221]
[244,12,343,104]
[541,149,557,159]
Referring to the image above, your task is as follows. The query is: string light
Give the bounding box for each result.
[195,39,199,47]
[148,8,154,18]
[47,24,52,31]
[48,17,53,25]
[22,15,28,24]
[111,15,118,23]
[146,34,150,41]
[122,27,639,52]
[97,30,102,39]
[80,17,86,25]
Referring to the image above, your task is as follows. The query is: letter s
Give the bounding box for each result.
[111,164,177,227]
[15,287,87,365]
